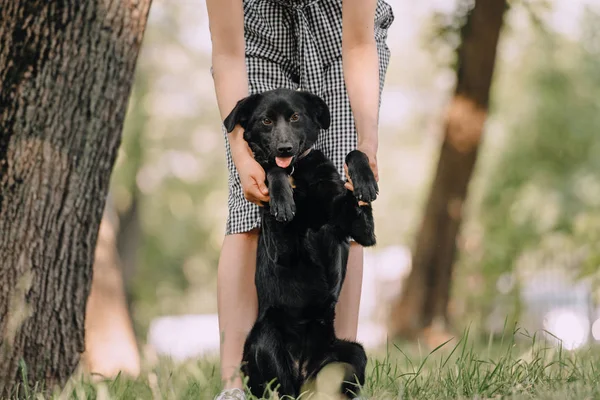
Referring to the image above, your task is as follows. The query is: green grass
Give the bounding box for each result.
[15,328,600,400]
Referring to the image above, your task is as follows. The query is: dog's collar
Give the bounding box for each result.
[285,147,313,176]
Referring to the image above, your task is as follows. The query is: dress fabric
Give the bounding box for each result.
[222,0,394,235]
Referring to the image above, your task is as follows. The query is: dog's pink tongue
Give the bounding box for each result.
[275,157,293,168]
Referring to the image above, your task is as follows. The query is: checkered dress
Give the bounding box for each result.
[223,0,394,235]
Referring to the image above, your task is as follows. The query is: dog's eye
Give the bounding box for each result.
[290,113,300,122]
[262,118,273,126]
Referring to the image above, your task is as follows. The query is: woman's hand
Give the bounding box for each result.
[236,153,270,206]
[229,126,270,206]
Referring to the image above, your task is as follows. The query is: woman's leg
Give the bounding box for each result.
[217,110,263,390]
[217,229,259,389]
[335,242,364,341]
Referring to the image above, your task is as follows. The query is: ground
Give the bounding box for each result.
[14,330,600,400]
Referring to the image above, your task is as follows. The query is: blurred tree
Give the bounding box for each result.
[464,6,600,331]
[388,0,508,344]
[0,0,151,396]
[111,3,229,334]
[83,198,140,379]
[113,67,151,291]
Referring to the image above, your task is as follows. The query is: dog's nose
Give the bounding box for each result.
[277,144,293,154]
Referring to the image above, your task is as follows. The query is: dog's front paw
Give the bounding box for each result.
[269,196,296,223]
[345,150,379,203]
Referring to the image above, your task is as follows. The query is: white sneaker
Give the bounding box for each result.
[214,388,246,400]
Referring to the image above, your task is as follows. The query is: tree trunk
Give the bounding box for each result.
[82,197,140,379]
[388,0,507,344]
[0,0,151,396]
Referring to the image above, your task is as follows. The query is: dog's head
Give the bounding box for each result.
[223,88,330,169]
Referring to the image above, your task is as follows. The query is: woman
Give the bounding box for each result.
[206,0,393,398]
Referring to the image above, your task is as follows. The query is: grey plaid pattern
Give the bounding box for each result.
[222,0,394,235]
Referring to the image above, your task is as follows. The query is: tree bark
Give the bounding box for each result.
[0,0,151,396]
[388,0,507,343]
[82,197,140,379]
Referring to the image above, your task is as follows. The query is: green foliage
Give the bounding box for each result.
[459,9,600,326]
[110,3,228,333]
[422,0,476,71]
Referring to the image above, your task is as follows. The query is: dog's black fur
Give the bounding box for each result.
[224,88,378,399]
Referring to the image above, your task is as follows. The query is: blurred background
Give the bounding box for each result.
[83,0,600,378]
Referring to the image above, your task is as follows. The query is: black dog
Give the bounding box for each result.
[224,88,378,399]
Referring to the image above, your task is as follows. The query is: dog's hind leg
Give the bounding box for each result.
[304,339,367,399]
[241,318,299,398]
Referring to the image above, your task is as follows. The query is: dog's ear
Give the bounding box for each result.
[298,91,331,130]
[223,94,262,132]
